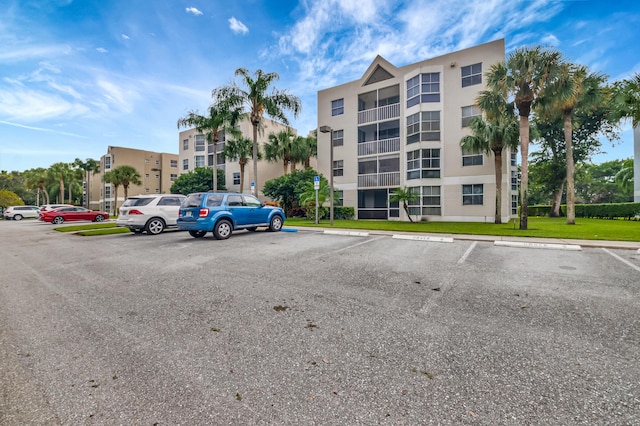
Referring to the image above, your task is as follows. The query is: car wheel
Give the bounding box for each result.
[213,219,232,240]
[94,215,105,222]
[189,230,207,238]
[14,214,23,221]
[269,215,283,232]
[52,216,64,224]
[145,218,165,235]
[246,226,258,232]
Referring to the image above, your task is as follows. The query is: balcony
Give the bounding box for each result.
[357,103,400,124]
[357,137,400,156]
[358,172,400,188]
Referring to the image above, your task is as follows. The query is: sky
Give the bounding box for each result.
[1,0,639,173]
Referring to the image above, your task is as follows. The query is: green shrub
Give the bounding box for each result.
[528,203,640,219]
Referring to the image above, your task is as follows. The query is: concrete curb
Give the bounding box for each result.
[494,241,582,251]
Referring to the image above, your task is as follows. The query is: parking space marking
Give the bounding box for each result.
[324,230,370,237]
[392,234,454,243]
[602,248,640,273]
[335,235,386,253]
[494,241,582,251]
[457,241,477,264]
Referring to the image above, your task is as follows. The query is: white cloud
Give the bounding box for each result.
[121,34,130,40]
[540,34,560,47]
[185,7,203,16]
[228,17,249,35]
[97,79,139,113]
[0,120,86,138]
[0,88,90,122]
[96,47,108,53]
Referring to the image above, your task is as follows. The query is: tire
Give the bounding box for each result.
[94,215,104,222]
[189,230,207,238]
[213,219,232,240]
[246,226,258,232]
[14,214,23,221]
[145,218,165,235]
[269,215,283,232]
[52,216,64,224]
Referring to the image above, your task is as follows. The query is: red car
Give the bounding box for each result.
[40,206,110,224]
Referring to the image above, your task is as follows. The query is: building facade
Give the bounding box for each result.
[317,39,517,222]
[90,146,179,213]
[178,118,314,197]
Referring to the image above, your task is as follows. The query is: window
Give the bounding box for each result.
[332,130,344,147]
[170,174,177,182]
[195,156,205,168]
[183,139,189,150]
[195,135,206,151]
[227,194,243,206]
[171,159,178,168]
[243,195,262,208]
[511,152,517,167]
[145,159,150,164]
[511,170,518,191]
[512,194,518,215]
[407,149,440,179]
[461,105,481,127]
[462,63,482,87]
[183,159,189,170]
[406,113,420,144]
[145,188,150,193]
[407,186,441,216]
[421,111,440,141]
[331,98,344,116]
[155,160,160,165]
[462,184,483,205]
[462,147,483,166]
[155,174,160,179]
[145,173,150,178]
[233,172,240,185]
[158,196,183,206]
[333,160,344,177]
[335,190,344,206]
[406,73,440,107]
[104,156,111,170]
[155,188,160,193]
[105,185,111,198]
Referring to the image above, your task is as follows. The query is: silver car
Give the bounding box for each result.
[4,205,40,220]
[116,194,186,235]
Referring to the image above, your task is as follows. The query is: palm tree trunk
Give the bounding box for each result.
[252,124,259,196]
[550,180,565,217]
[403,202,414,223]
[212,141,218,191]
[283,160,288,175]
[564,112,576,225]
[59,177,64,205]
[519,116,530,230]
[113,186,119,216]
[493,150,503,224]
[239,160,246,193]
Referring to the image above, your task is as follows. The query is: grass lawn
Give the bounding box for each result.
[285,217,640,242]
[53,221,130,236]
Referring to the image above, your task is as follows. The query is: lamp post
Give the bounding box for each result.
[319,125,334,226]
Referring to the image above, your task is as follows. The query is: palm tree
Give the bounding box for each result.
[292,134,317,170]
[103,170,123,216]
[112,165,142,203]
[73,158,100,208]
[461,90,519,224]
[177,97,242,192]
[222,136,258,193]
[264,129,296,174]
[298,177,334,221]
[23,167,49,205]
[215,68,301,196]
[614,158,634,191]
[485,46,564,230]
[47,162,71,203]
[389,187,420,222]
[612,73,640,126]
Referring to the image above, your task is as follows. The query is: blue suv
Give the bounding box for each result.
[177,192,286,239]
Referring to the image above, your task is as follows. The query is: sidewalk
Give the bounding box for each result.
[290,226,640,251]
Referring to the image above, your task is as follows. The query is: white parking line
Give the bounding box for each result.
[324,230,370,237]
[392,234,454,243]
[602,248,640,273]
[494,241,582,251]
[457,241,477,264]
[335,236,385,253]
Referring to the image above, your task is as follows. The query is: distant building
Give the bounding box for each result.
[90,146,179,213]
[178,118,315,196]
[316,39,516,222]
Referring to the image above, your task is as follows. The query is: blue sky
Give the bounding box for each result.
[1,0,639,172]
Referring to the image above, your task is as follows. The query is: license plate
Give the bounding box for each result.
[185,211,192,217]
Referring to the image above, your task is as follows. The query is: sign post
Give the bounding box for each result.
[250,181,255,195]
[314,176,320,225]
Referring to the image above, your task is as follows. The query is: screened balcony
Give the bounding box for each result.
[357,120,400,156]
[357,85,400,124]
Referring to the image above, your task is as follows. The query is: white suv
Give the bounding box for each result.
[4,205,40,220]
[116,194,186,235]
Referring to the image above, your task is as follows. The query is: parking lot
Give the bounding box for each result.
[1,219,639,425]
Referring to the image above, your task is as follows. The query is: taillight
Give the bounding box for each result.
[128,209,143,215]
[199,208,209,218]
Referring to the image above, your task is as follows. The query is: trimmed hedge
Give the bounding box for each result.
[528,203,640,219]
[304,206,355,221]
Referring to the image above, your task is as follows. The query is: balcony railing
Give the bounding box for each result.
[357,137,400,156]
[357,103,400,124]
[358,172,401,188]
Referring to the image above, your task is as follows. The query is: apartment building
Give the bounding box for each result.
[90,146,179,213]
[317,38,517,222]
[178,118,314,196]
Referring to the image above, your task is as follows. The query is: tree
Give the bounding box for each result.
[215,68,301,196]
[103,170,122,216]
[111,165,142,202]
[461,89,519,223]
[73,158,100,208]
[485,46,564,229]
[614,158,634,192]
[47,162,71,203]
[177,96,242,192]
[264,129,296,174]
[170,167,226,195]
[222,136,258,194]
[292,134,317,169]
[0,189,23,209]
[389,187,420,222]
[262,168,318,216]
[612,73,640,126]
[574,160,633,203]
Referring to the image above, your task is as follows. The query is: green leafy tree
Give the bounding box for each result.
[0,189,23,209]
[73,158,100,208]
[574,160,633,203]
[389,187,420,222]
[47,162,71,203]
[177,96,242,192]
[294,133,317,169]
[461,89,519,223]
[112,165,142,202]
[262,168,318,215]
[222,136,259,194]
[612,73,640,126]
[264,129,296,174]
[103,170,123,216]
[485,46,564,229]
[23,168,49,205]
[614,158,634,192]
[170,167,226,195]
[215,68,301,195]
